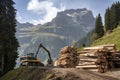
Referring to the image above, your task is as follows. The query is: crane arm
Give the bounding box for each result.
[35,43,53,63]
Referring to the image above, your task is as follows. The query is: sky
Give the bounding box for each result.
[13,0,120,25]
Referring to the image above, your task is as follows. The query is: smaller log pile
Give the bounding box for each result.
[95,51,116,73]
[94,44,120,73]
[56,46,79,68]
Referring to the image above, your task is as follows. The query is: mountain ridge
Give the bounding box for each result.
[16,8,95,67]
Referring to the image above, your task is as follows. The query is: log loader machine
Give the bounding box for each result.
[20,43,53,67]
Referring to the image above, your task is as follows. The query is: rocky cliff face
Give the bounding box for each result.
[16,8,95,67]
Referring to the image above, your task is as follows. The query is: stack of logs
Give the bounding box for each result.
[76,47,100,71]
[76,44,120,73]
[56,46,79,68]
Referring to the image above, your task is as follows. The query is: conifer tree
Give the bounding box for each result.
[105,1,120,31]
[115,1,120,26]
[95,14,104,38]
[105,8,112,31]
[0,0,19,76]
[110,3,117,29]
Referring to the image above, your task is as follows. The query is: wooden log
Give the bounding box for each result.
[84,46,105,50]
[108,59,120,62]
[76,65,97,69]
[115,53,120,57]
[80,55,97,59]
[80,59,97,62]
[79,50,99,54]
[60,46,69,54]
[78,63,95,66]
[83,44,116,52]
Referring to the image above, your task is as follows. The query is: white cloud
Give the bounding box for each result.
[27,0,65,25]
[16,12,22,22]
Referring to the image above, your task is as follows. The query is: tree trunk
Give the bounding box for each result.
[0,53,4,75]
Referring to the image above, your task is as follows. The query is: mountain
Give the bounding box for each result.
[74,30,94,47]
[92,25,120,50]
[16,21,34,28]
[16,8,95,67]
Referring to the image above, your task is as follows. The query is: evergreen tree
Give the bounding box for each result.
[0,0,19,76]
[115,1,120,26]
[105,8,112,31]
[95,14,104,38]
[105,1,120,31]
[110,3,117,29]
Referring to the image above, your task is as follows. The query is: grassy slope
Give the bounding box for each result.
[0,67,52,80]
[92,26,120,50]
[0,67,25,80]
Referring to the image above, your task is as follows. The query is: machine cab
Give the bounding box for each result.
[20,53,36,61]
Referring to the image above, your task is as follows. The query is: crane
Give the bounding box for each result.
[35,43,53,66]
[20,43,53,67]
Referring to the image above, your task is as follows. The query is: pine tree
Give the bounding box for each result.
[95,14,104,38]
[110,3,117,29]
[115,1,120,26]
[104,1,120,31]
[0,0,19,76]
[105,8,112,31]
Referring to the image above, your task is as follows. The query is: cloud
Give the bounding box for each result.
[16,12,22,22]
[27,0,65,25]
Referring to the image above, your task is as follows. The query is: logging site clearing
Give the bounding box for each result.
[1,44,120,80]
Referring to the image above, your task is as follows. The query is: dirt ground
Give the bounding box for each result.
[0,67,120,80]
[52,68,119,80]
[99,68,120,79]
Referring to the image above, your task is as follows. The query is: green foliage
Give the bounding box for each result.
[92,26,120,50]
[105,8,112,31]
[0,0,19,76]
[91,33,98,42]
[75,30,94,48]
[95,14,104,39]
[105,1,120,32]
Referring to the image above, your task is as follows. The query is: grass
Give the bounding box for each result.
[92,26,120,50]
[0,67,49,80]
[0,67,25,80]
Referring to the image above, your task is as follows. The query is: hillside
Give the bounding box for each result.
[0,67,118,80]
[92,26,120,50]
